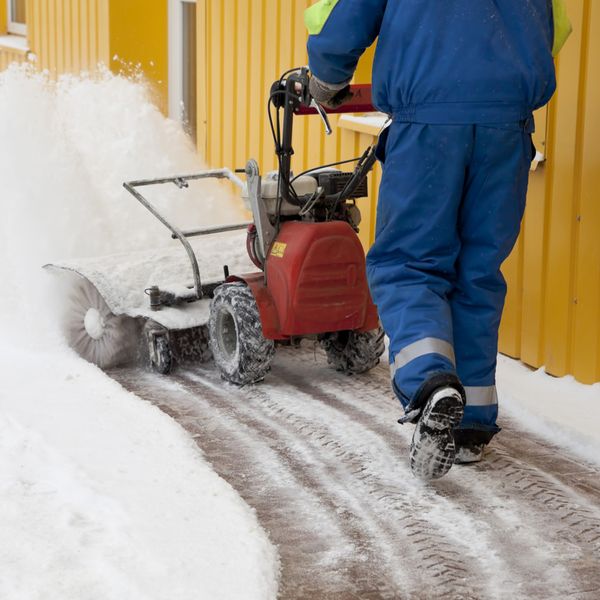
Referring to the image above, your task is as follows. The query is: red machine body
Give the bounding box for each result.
[225,76,380,343]
[234,221,379,340]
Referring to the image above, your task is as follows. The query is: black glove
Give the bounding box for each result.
[309,75,354,109]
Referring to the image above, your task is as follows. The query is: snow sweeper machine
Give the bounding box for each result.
[46,68,385,384]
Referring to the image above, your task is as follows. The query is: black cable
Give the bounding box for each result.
[267,91,287,151]
[267,97,279,151]
[272,68,304,231]
[269,88,300,205]
[267,70,318,237]
[267,93,289,233]
[278,67,302,84]
[266,96,284,231]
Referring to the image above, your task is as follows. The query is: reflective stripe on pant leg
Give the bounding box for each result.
[461,385,499,431]
[464,386,498,406]
[390,337,456,380]
[390,338,457,411]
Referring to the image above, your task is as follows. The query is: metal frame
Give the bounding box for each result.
[123,168,247,300]
[124,71,374,304]
[244,159,276,263]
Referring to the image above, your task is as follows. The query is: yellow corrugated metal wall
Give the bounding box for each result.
[1,0,597,383]
[108,0,168,111]
[499,0,600,384]
[197,0,380,249]
[199,0,600,384]
[0,1,167,109]
[27,0,110,73]
[0,45,28,70]
[0,0,6,33]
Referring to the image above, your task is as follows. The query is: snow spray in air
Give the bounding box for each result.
[0,64,244,352]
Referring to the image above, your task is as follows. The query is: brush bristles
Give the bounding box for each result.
[64,278,138,368]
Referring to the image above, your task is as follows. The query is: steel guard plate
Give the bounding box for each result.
[253,221,379,338]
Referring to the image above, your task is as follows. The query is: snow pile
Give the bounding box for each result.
[50,230,256,330]
[497,355,600,466]
[0,65,278,599]
[0,348,278,600]
[0,64,244,341]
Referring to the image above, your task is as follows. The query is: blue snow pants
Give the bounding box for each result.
[366,122,534,440]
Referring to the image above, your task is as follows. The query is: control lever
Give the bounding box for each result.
[310,99,333,135]
[334,145,377,205]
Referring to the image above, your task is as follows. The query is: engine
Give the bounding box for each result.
[242,169,365,230]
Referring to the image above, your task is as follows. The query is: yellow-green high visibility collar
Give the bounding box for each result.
[305,0,341,36]
[552,0,573,56]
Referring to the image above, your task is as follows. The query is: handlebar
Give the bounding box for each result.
[270,68,377,206]
[294,84,374,115]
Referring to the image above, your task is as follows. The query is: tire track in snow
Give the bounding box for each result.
[179,369,488,599]
[272,361,585,598]
[115,371,356,599]
[176,370,430,600]
[109,344,600,599]
[483,447,600,548]
[254,369,504,598]
[276,349,600,597]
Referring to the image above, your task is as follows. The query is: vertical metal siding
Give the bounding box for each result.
[108,0,168,111]
[0,1,6,33]
[499,0,600,384]
[27,0,109,74]
[199,0,379,247]
[0,1,28,69]
[0,45,28,70]
[1,2,166,108]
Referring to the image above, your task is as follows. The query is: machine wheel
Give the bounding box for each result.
[171,326,212,364]
[144,322,174,375]
[208,282,275,385]
[63,276,138,368]
[321,327,385,374]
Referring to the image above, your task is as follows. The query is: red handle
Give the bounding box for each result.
[295,84,374,115]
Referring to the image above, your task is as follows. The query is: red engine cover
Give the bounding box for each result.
[261,221,378,337]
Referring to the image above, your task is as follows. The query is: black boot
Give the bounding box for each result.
[453,428,496,464]
[409,386,465,480]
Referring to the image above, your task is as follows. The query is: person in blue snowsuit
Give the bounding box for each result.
[306,0,571,479]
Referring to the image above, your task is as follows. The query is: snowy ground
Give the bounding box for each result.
[498,355,600,461]
[113,347,600,599]
[0,345,278,600]
[0,66,279,600]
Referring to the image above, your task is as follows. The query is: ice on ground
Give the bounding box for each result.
[0,65,278,599]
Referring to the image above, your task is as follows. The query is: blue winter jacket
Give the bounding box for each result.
[307,0,557,124]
